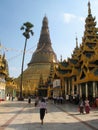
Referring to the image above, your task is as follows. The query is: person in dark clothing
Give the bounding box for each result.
[79,98,84,114]
[28,96,31,104]
[39,98,47,125]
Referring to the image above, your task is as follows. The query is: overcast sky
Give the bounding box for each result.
[0,0,98,78]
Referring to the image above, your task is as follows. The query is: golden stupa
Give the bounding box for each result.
[15,16,57,95]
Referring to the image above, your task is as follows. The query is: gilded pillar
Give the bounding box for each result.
[68,80,70,95]
[77,84,79,94]
[79,84,82,98]
[71,78,74,96]
[93,81,95,98]
[85,83,88,98]
[65,80,67,95]
[96,84,98,97]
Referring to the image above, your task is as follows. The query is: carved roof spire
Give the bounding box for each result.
[88,1,91,15]
[76,36,78,48]
[82,1,97,43]
[60,55,62,62]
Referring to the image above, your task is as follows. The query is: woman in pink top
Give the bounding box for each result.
[39,98,47,125]
[85,98,90,114]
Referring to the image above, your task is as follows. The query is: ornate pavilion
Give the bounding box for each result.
[53,2,98,101]
[15,16,57,97]
[0,53,8,100]
[0,52,16,101]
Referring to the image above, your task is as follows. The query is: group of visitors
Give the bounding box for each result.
[28,95,91,125]
[79,97,90,114]
[6,94,14,101]
[53,96,64,104]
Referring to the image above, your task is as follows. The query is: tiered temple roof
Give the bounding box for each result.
[55,1,98,83]
[0,53,9,76]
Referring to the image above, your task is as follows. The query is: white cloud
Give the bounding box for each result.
[64,13,76,23]
[63,13,85,24]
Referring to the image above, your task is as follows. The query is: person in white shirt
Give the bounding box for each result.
[39,98,47,125]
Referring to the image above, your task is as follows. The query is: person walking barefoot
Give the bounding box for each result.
[85,97,90,114]
[39,98,47,125]
[79,98,84,114]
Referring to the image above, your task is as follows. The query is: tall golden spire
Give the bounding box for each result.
[28,16,57,65]
[76,36,78,48]
[88,1,91,15]
[39,16,51,45]
[60,55,62,62]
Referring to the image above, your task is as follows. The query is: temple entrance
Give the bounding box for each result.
[81,84,86,100]
[38,89,47,97]
[88,82,93,101]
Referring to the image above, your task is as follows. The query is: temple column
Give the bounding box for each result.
[60,79,62,96]
[79,84,82,98]
[65,80,67,95]
[93,81,95,98]
[71,78,74,96]
[65,79,69,100]
[68,80,70,95]
[85,83,88,98]
[96,83,98,97]
[77,84,79,94]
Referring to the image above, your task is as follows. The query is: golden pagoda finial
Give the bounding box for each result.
[75,36,78,48]
[88,1,91,15]
[44,14,48,21]
[75,33,78,48]
[3,52,5,59]
[60,55,62,62]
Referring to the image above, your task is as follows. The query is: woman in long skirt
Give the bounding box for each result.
[39,98,47,125]
[79,98,84,114]
[28,96,31,104]
[85,98,90,114]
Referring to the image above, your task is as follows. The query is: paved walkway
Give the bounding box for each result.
[0,99,98,130]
